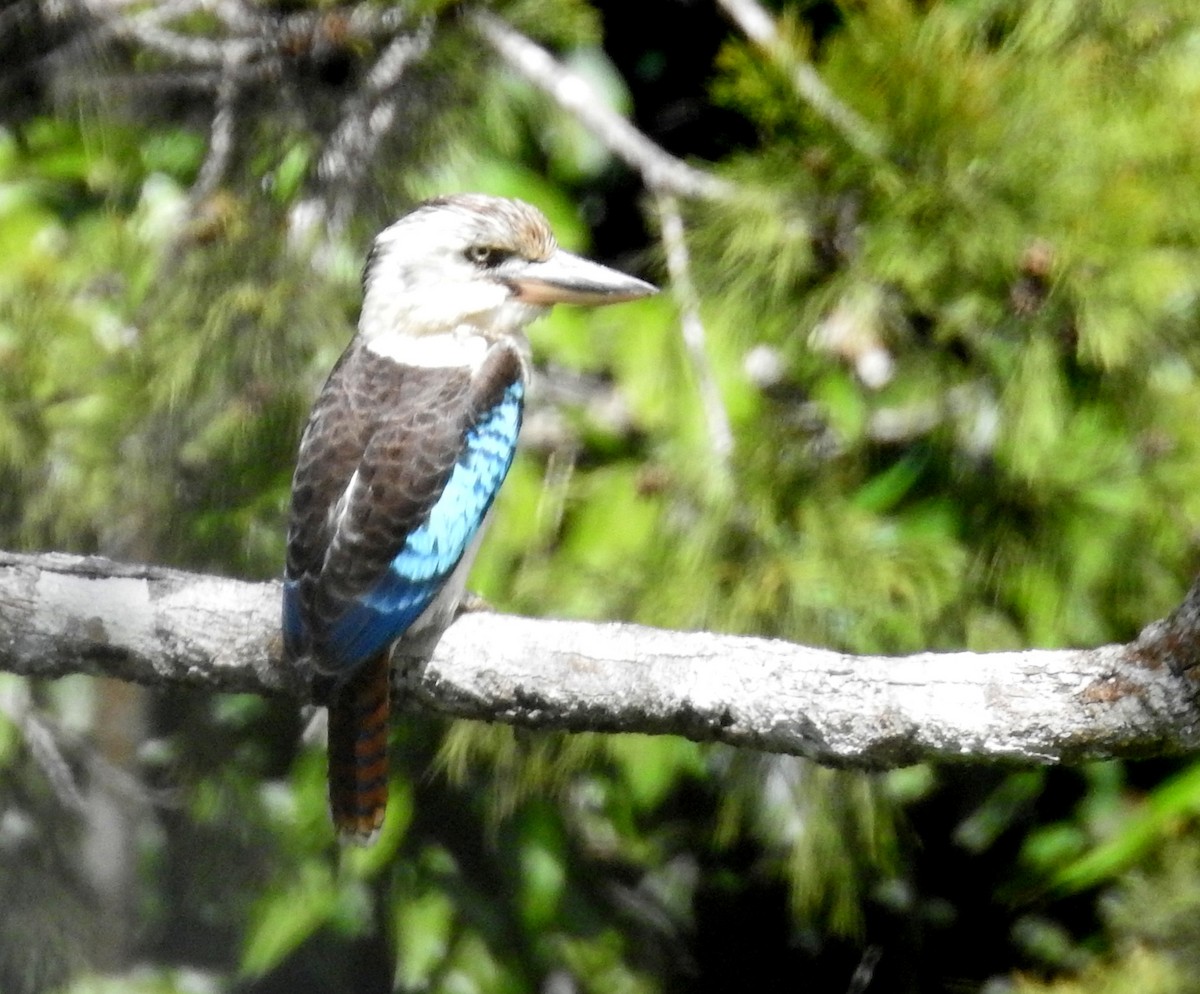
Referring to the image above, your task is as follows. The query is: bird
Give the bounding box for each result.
[282,194,657,843]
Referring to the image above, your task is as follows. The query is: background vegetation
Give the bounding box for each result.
[3,0,1200,991]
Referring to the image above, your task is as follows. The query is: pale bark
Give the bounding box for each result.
[3,550,1200,766]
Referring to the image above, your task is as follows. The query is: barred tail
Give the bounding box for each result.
[327,651,390,844]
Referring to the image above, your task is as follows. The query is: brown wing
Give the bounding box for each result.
[283,340,522,670]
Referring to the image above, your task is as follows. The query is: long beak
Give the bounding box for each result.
[508,250,658,306]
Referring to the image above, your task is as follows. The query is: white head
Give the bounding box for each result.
[359,194,657,347]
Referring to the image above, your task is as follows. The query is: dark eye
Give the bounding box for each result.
[465,245,508,268]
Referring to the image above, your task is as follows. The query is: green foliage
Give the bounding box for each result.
[0,118,344,573]
[1013,838,1200,994]
[715,756,897,934]
[6,0,1200,991]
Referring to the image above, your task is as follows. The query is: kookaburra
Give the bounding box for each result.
[283,194,656,842]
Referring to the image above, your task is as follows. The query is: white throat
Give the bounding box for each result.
[363,327,492,369]
[359,278,544,370]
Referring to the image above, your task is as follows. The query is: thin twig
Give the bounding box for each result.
[0,682,85,813]
[204,0,414,43]
[846,946,882,994]
[656,191,734,466]
[470,10,733,202]
[716,0,885,160]
[94,1,246,67]
[32,0,217,82]
[315,19,435,236]
[189,48,243,203]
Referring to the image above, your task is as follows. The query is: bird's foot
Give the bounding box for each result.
[456,591,494,616]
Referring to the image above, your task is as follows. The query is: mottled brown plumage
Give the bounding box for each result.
[286,340,523,667]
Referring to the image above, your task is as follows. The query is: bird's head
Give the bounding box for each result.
[359,194,657,346]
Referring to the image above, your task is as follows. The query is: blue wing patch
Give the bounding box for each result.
[322,380,524,669]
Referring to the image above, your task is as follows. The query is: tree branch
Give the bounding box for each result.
[470,10,734,202]
[715,0,886,161]
[3,550,1199,767]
